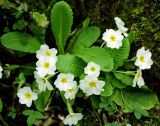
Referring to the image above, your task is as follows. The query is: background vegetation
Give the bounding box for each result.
[0,0,160,125]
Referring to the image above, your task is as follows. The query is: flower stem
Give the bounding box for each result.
[115,71,136,76]
[66,100,73,114]
[100,42,106,48]
[126,57,136,62]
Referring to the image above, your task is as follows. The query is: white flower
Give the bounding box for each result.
[63,113,83,126]
[135,47,153,70]
[36,44,58,60]
[127,124,131,126]
[102,29,124,49]
[17,87,38,107]
[114,17,128,37]
[133,69,145,88]
[0,66,3,78]
[64,84,79,100]
[54,73,77,91]
[84,62,100,77]
[34,71,53,92]
[36,58,56,77]
[79,75,105,96]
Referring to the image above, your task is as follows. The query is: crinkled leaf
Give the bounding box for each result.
[51,1,73,54]
[27,116,36,126]
[107,38,130,70]
[1,32,41,53]
[73,47,113,72]
[31,12,49,27]
[23,110,45,126]
[111,88,158,112]
[133,103,149,119]
[114,72,133,86]
[99,96,117,115]
[101,80,113,97]
[106,73,127,89]
[22,110,45,118]
[34,90,51,112]
[127,31,136,43]
[56,54,86,77]
[71,26,100,52]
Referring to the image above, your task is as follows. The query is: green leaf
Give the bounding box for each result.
[14,73,26,89]
[111,88,158,112]
[30,22,46,42]
[133,103,149,118]
[23,110,45,126]
[8,107,16,119]
[27,116,36,126]
[23,110,35,116]
[0,98,3,112]
[51,1,73,54]
[82,18,90,29]
[71,26,100,52]
[101,80,113,97]
[106,73,127,89]
[13,19,25,30]
[107,38,130,70]
[73,47,113,72]
[22,110,45,118]
[114,72,133,86]
[90,96,100,109]
[99,96,117,115]
[3,65,20,71]
[1,32,41,53]
[34,90,51,112]
[105,122,121,126]
[134,111,141,119]
[31,12,49,27]
[56,54,86,77]
[127,31,136,43]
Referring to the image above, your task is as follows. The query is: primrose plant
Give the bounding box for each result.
[0,1,158,126]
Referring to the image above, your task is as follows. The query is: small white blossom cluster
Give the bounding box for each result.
[54,72,82,125]
[35,44,58,92]
[0,66,3,79]
[54,73,78,100]
[133,47,153,88]
[80,62,105,96]
[17,44,58,107]
[102,17,128,49]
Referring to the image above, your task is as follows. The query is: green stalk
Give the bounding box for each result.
[66,100,73,114]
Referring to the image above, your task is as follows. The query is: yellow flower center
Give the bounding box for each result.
[61,77,68,84]
[44,51,52,57]
[43,62,50,69]
[24,92,32,100]
[89,81,97,88]
[140,55,145,62]
[110,35,116,42]
[90,67,96,72]
[68,89,74,93]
